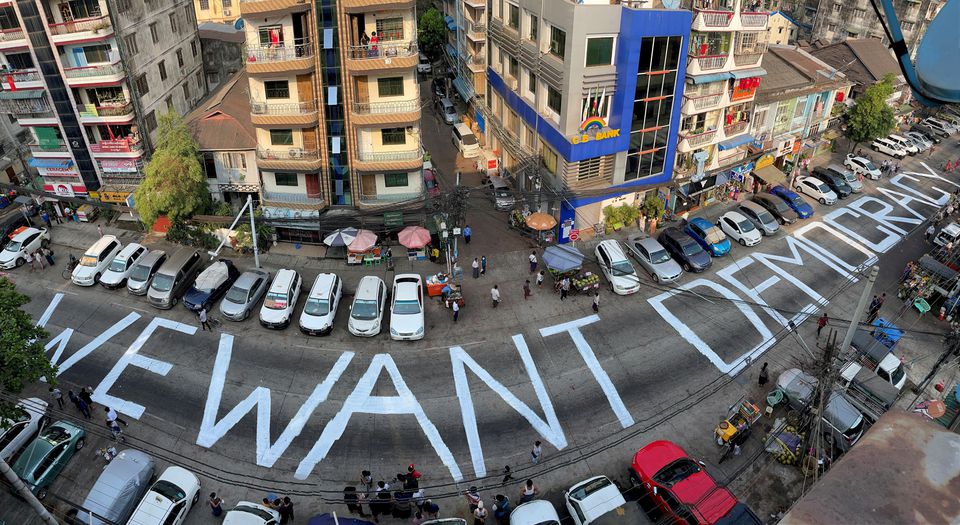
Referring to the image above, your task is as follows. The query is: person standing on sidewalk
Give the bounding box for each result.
[817,313,828,337]
[97,224,103,238]
[199,308,211,331]
[758,362,769,387]
[452,300,460,323]
[530,440,542,464]
[209,493,224,517]
[592,291,600,313]
[40,210,51,229]
[472,258,480,279]
[42,247,54,267]
[523,280,531,300]
[528,251,538,273]
[49,387,63,409]
[491,285,501,308]
[463,225,472,244]
[560,278,570,301]
[926,224,936,242]
[480,256,487,276]
[105,406,128,427]
[279,496,294,524]
[536,270,545,288]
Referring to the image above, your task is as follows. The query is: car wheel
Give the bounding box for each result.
[683,262,691,272]
[192,491,201,504]
[14,257,24,267]
[819,198,827,205]
[739,239,747,246]
[75,438,85,450]
[653,274,660,283]
[41,239,50,248]
[36,487,48,500]
[94,272,101,283]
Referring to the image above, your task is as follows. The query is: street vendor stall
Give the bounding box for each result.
[398,225,431,261]
[346,230,381,265]
[541,244,599,293]
[76,204,98,222]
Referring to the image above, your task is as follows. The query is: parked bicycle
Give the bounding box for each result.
[61,254,78,280]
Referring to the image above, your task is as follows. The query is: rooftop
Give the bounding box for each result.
[184,69,256,151]
[807,38,904,87]
[755,45,850,102]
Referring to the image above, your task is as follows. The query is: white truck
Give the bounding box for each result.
[933,222,960,247]
[837,362,900,423]
[849,329,907,390]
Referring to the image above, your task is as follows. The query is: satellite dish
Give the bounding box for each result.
[233,18,244,30]
[914,0,959,104]
[662,0,681,8]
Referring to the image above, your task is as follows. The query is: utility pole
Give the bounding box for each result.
[0,458,58,525]
[839,265,879,355]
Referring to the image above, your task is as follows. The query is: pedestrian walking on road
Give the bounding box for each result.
[97,224,103,238]
[530,441,542,464]
[463,225,472,244]
[79,387,94,409]
[560,278,570,301]
[108,419,124,441]
[26,252,37,272]
[465,486,481,512]
[518,480,539,504]
[452,300,460,322]
[523,280,531,300]
[817,313,829,337]
[67,390,81,412]
[77,397,91,419]
[536,270,544,288]
[481,256,487,276]
[528,251,538,273]
[105,406,128,427]
[34,250,46,269]
[279,496,294,524]
[926,224,936,242]
[592,291,600,313]
[867,304,881,323]
[758,362,769,387]
[876,293,886,311]
[40,210,51,228]
[491,285,501,308]
[209,493,224,517]
[902,261,914,282]
[42,247,54,266]
[199,308,211,331]
[492,495,511,525]
[473,500,488,525]
[423,500,440,519]
[49,387,63,409]
[472,258,480,279]
[360,470,374,496]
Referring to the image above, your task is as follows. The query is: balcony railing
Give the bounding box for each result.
[0,27,24,41]
[690,54,728,70]
[262,191,324,205]
[346,41,417,61]
[739,12,769,27]
[48,15,111,36]
[682,129,717,148]
[256,147,321,161]
[1,68,40,82]
[724,121,749,136]
[89,137,143,153]
[685,92,723,111]
[77,102,133,118]
[63,62,123,79]
[357,147,422,162]
[29,141,69,153]
[698,10,734,27]
[359,191,424,203]
[352,98,420,114]
[733,51,763,67]
[246,41,313,63]
[249,100,317,115]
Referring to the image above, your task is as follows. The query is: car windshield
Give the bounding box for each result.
[570,477,612,500]
[891,364,906,386]
[108,258,126,272]
[4,240,20,252]
[737,219,756,232]
[304,297,330,316]
[650,249,672,264]
[234,506,275,521]
[394,299,421,315]
[682,241,703,256]
[816,183,831,193]
[224,285,250,304]
[791,196,807,207]
[79,254,99,267]
[611,260,635,276]
[130,264,152,282]
[461,133,478,145]
[864,161,877,171]
[40,426,71,444]
[151,273,174,292]
[264,291,289,310]
[653,458,702,486]
[351,299,379,320]
[842,172,857,183]
[151,480,185,502]
[445,106,457,116]
[757,210,775,224]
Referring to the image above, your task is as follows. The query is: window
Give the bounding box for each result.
[549,25,566,59]
[183,82,190,101]
[165,95,173,110]
[384,173,409,187]
[5,52,31,70]
[376,17,404,41]
[169,13,179,34]
[270,129,294,145]
[135,74,149,95]
[585,37,614,67]
[527,13,538,41]
[195,71,203,91]
[509,56,519,78]
[625,36,682,182]
[274,172,298,186]
[377,77,404,97]
[191,39,198,57]
[508,3,519,29]
[115,0,131,12]
[222,0,231,7]
[158,60,167,81]
[149,23,159,44]
[381,128,406,145]
[199,0,209,9]
[833,3,841,11]
[264,80,289,99]
[540,141,558,174]
[258,26,283,47]
[524,125,534,149]
[547,85,562,114]
[144,111,157,132]
[123,34,138,56]
[83,44,112,64]
[527,71,536,93]
[176,49,184,68]
[577,157,602,181]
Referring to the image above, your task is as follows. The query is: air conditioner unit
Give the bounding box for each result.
[288,148,304,158]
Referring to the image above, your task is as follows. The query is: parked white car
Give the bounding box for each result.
[417,53,432,74]
[127,466,202,525]
[348,276,387,337]
[259,269,302,329]
[564,475,627,525]
[0,227,48,269]
[0,398,47,463]
[299,273,342,336]
[844,154,881,180]
[72,235,123,286]
[510,500,561,525]
[390,274,425,341]
[595,240,640,295]
[717,211,762,247]
[871,137,907,158]
[223,501,279,525]
[795,175,837,205]
[921,117,955,136]
[99,243,149,289]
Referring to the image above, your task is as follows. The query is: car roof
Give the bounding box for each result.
[86,235,120,254]
[598,239,628,259]
[10,227,42,242]
[739,200,765,213]
[235,269,269,287]
[634,236,665,251]
[633,440,687,475]
[663,227,694,242]
[114,243,145,260]
[309,273,337,297]
[355,275,384,299]
[510,500,560,522]
[81,450,154,524]
[269,269,298,292]
[721,210,748,222]
[394,274,421,299]
[633,441,736,521]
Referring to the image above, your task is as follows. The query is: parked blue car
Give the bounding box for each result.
[684,217,731,257]
[769,185,814,219]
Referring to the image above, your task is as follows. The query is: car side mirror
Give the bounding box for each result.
[698,460,706,467]
[652,486,657,495]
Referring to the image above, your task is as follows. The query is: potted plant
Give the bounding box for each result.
[641,193,665,234]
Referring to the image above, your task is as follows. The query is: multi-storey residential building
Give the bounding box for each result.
[0,0,205,207]
[789,0,943,51]
[767,11,797,45]
[193,0,238,25]
[749,45,850,189]
[443,0,487,132]
[241,0,424,244]
[671,0,773,213]
[485,0,692,242]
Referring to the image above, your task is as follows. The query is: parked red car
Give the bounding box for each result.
[423,167,440,198]
[629,440,761,525]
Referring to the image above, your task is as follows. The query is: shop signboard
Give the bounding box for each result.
[384,211,404,228]
[261,206,320,220]
[52,183,75,197]
[92,139,134,153]
[101,159,138,173]
[99,191,131,203]
[755,153,775,169]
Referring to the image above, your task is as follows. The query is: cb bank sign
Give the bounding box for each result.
[570,116,621,145]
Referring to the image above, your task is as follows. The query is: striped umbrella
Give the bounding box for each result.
[323,227,360,247]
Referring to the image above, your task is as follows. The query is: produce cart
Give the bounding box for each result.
[570,272,600,293]
[714,397,761,445]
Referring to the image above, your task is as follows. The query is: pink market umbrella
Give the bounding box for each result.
[398,226,431,249]
[347,229,378,251]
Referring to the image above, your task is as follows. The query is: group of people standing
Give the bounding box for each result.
[25,246,54,272]
[346,465,433,523]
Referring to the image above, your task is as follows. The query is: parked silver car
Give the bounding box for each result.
[72,449,155,525]
[737,200,780,236]
[624,233,682,283]
[777,368,866,451]
[219,269,271,321]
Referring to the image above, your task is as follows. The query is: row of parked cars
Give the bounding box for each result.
[54,235,429,340]
[871,117,958,158]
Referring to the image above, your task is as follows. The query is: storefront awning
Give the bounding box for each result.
[730,67,767,79]
[0,89,44,100]
[687,72,733,85]
[453,76,473,101]
[445,43,458,60]
[753,164,787,186]
[29,158,74,169]
[717,134,755,151]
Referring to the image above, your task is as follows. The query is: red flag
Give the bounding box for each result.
[6,75,15,91]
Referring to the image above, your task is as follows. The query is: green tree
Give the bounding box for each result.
[0,277,56,422]
[418,8,445,61]
[134,112,210,228]
[845,74,897,152]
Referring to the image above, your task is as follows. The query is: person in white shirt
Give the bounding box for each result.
[452,300,460,322]
[491,285,501,308]
[528,251,538,273]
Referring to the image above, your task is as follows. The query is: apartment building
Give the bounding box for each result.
[443,0,487,130]
[193,0,238,25]
[0,0,205,206]
[767,11,797,45]
[789,0,943,50]
[485,0,692,242]
[241,0,424,244]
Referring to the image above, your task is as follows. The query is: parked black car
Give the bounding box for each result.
[658,227,712,273]
[752,192,799,225]
[183,259,240,312]
[811,167,852,199]
[431,78,445,98]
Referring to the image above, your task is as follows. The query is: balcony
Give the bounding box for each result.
[358,190,425,207]
[464,0,485,7]
[0,27,27,50]
[239,0,311,16]
[28,141,70,157]
[256,147,323,171]
[48,15,113,45]
[696,10,735,28]
[77,102,134,123]
[466,23,486,42]
[689,54,728,71]
[678,129,718,152]
[249,100,319,126]
[733,49,764,67]
[350,98,421,126]
[723,120,749,137]
[88,137,144,157]
[246,41,314,75]
[354,147,423,172]
[342,0,414,11]
[739,12,769,27]
[1,68,43,89]
[261,190,325,209]
[345,41,418,73]
[62,61,124,87]
[683,92,724,113]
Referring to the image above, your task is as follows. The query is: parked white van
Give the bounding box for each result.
[100,243,149,289]
[887,134,918,155]
[259,269,302,329]
[452,122,480,158]
[299,273,342,336]
[870,137,907,158]
[72,235,123,286]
